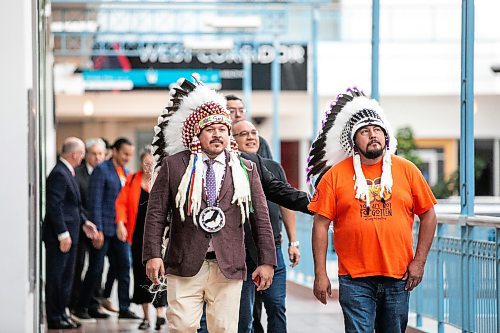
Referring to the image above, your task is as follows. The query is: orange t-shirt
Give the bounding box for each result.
[308,155,436,279]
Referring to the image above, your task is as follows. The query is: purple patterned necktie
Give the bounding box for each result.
[205,159,217,206]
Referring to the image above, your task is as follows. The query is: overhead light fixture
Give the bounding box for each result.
[205,16,262,30]
[51,21,98,33]
[84,80,133,91]
[183,38,234,51]
[83,100,95,117]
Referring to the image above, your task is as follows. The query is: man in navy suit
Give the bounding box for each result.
[43,137,98,329]
[75,137,140,320]
[70,138,115,316]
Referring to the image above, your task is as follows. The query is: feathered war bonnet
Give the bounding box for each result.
[151,74,252,226]
[306,88,397,208]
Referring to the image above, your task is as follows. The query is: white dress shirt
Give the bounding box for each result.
[86,162,94,175]
[60,157,75,176]
[202,152,226,196]
[202,152,226,253]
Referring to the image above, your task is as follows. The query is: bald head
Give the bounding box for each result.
[232,121,260,154]
[232,120,253,133]
[61,137,85,168]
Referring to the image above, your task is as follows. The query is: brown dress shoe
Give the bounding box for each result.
[101,298,119,313]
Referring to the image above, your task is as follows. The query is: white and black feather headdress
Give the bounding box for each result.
[151,74,252,225]
[307,88,397,207]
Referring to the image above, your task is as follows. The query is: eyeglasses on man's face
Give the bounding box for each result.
[228,107,247,114]
[233,130,258,138]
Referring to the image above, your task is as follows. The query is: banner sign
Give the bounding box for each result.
[91,43,307,91]
[82,69,221,90]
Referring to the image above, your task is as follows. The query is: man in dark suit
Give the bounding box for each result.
[226,94,281,332]
[234,121,301,333]
[75,138,140,320]
[144,84,277,332]
[43,137,98,329]
[76,138,106,215]
[70,138,115,317]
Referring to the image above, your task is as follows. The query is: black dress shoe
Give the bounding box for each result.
[62,314,82,328]
[62,316,81,328]
[155,317,166,330]
[88,307,110,319]
[138,319,150,330]
[71,308,97,322]
[47,319,74,329]
[118,309,141,320]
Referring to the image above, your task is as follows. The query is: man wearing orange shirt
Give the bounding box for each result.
[307,89,437,332]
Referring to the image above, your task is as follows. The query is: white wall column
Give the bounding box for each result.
[494,138,500,197]
[0,0,36,331]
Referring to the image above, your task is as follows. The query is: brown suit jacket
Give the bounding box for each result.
[143,150,276,280]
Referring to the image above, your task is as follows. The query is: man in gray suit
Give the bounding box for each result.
[143,79,276,333]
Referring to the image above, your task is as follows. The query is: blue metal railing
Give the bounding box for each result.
[410,215,499,332]
[284,213,336,288]
[284,213,500,332]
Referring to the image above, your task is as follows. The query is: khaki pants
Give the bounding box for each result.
[166,260,243,333]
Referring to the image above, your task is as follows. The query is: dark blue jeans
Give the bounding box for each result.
[238,246,287,333]
[198,303,208,333]
[338,275,409,333]
[79,235,131,312]
[102,247,117,299]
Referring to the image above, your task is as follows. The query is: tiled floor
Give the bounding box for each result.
[45,282,345,333]
[283,282,345,333]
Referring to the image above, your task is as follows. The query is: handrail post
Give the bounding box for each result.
[468,225,475,332]
[416,288,422,327]
[461,224,469,332]
[415,221,423,328]
[437,223,444,333]
[496,228,500,332]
